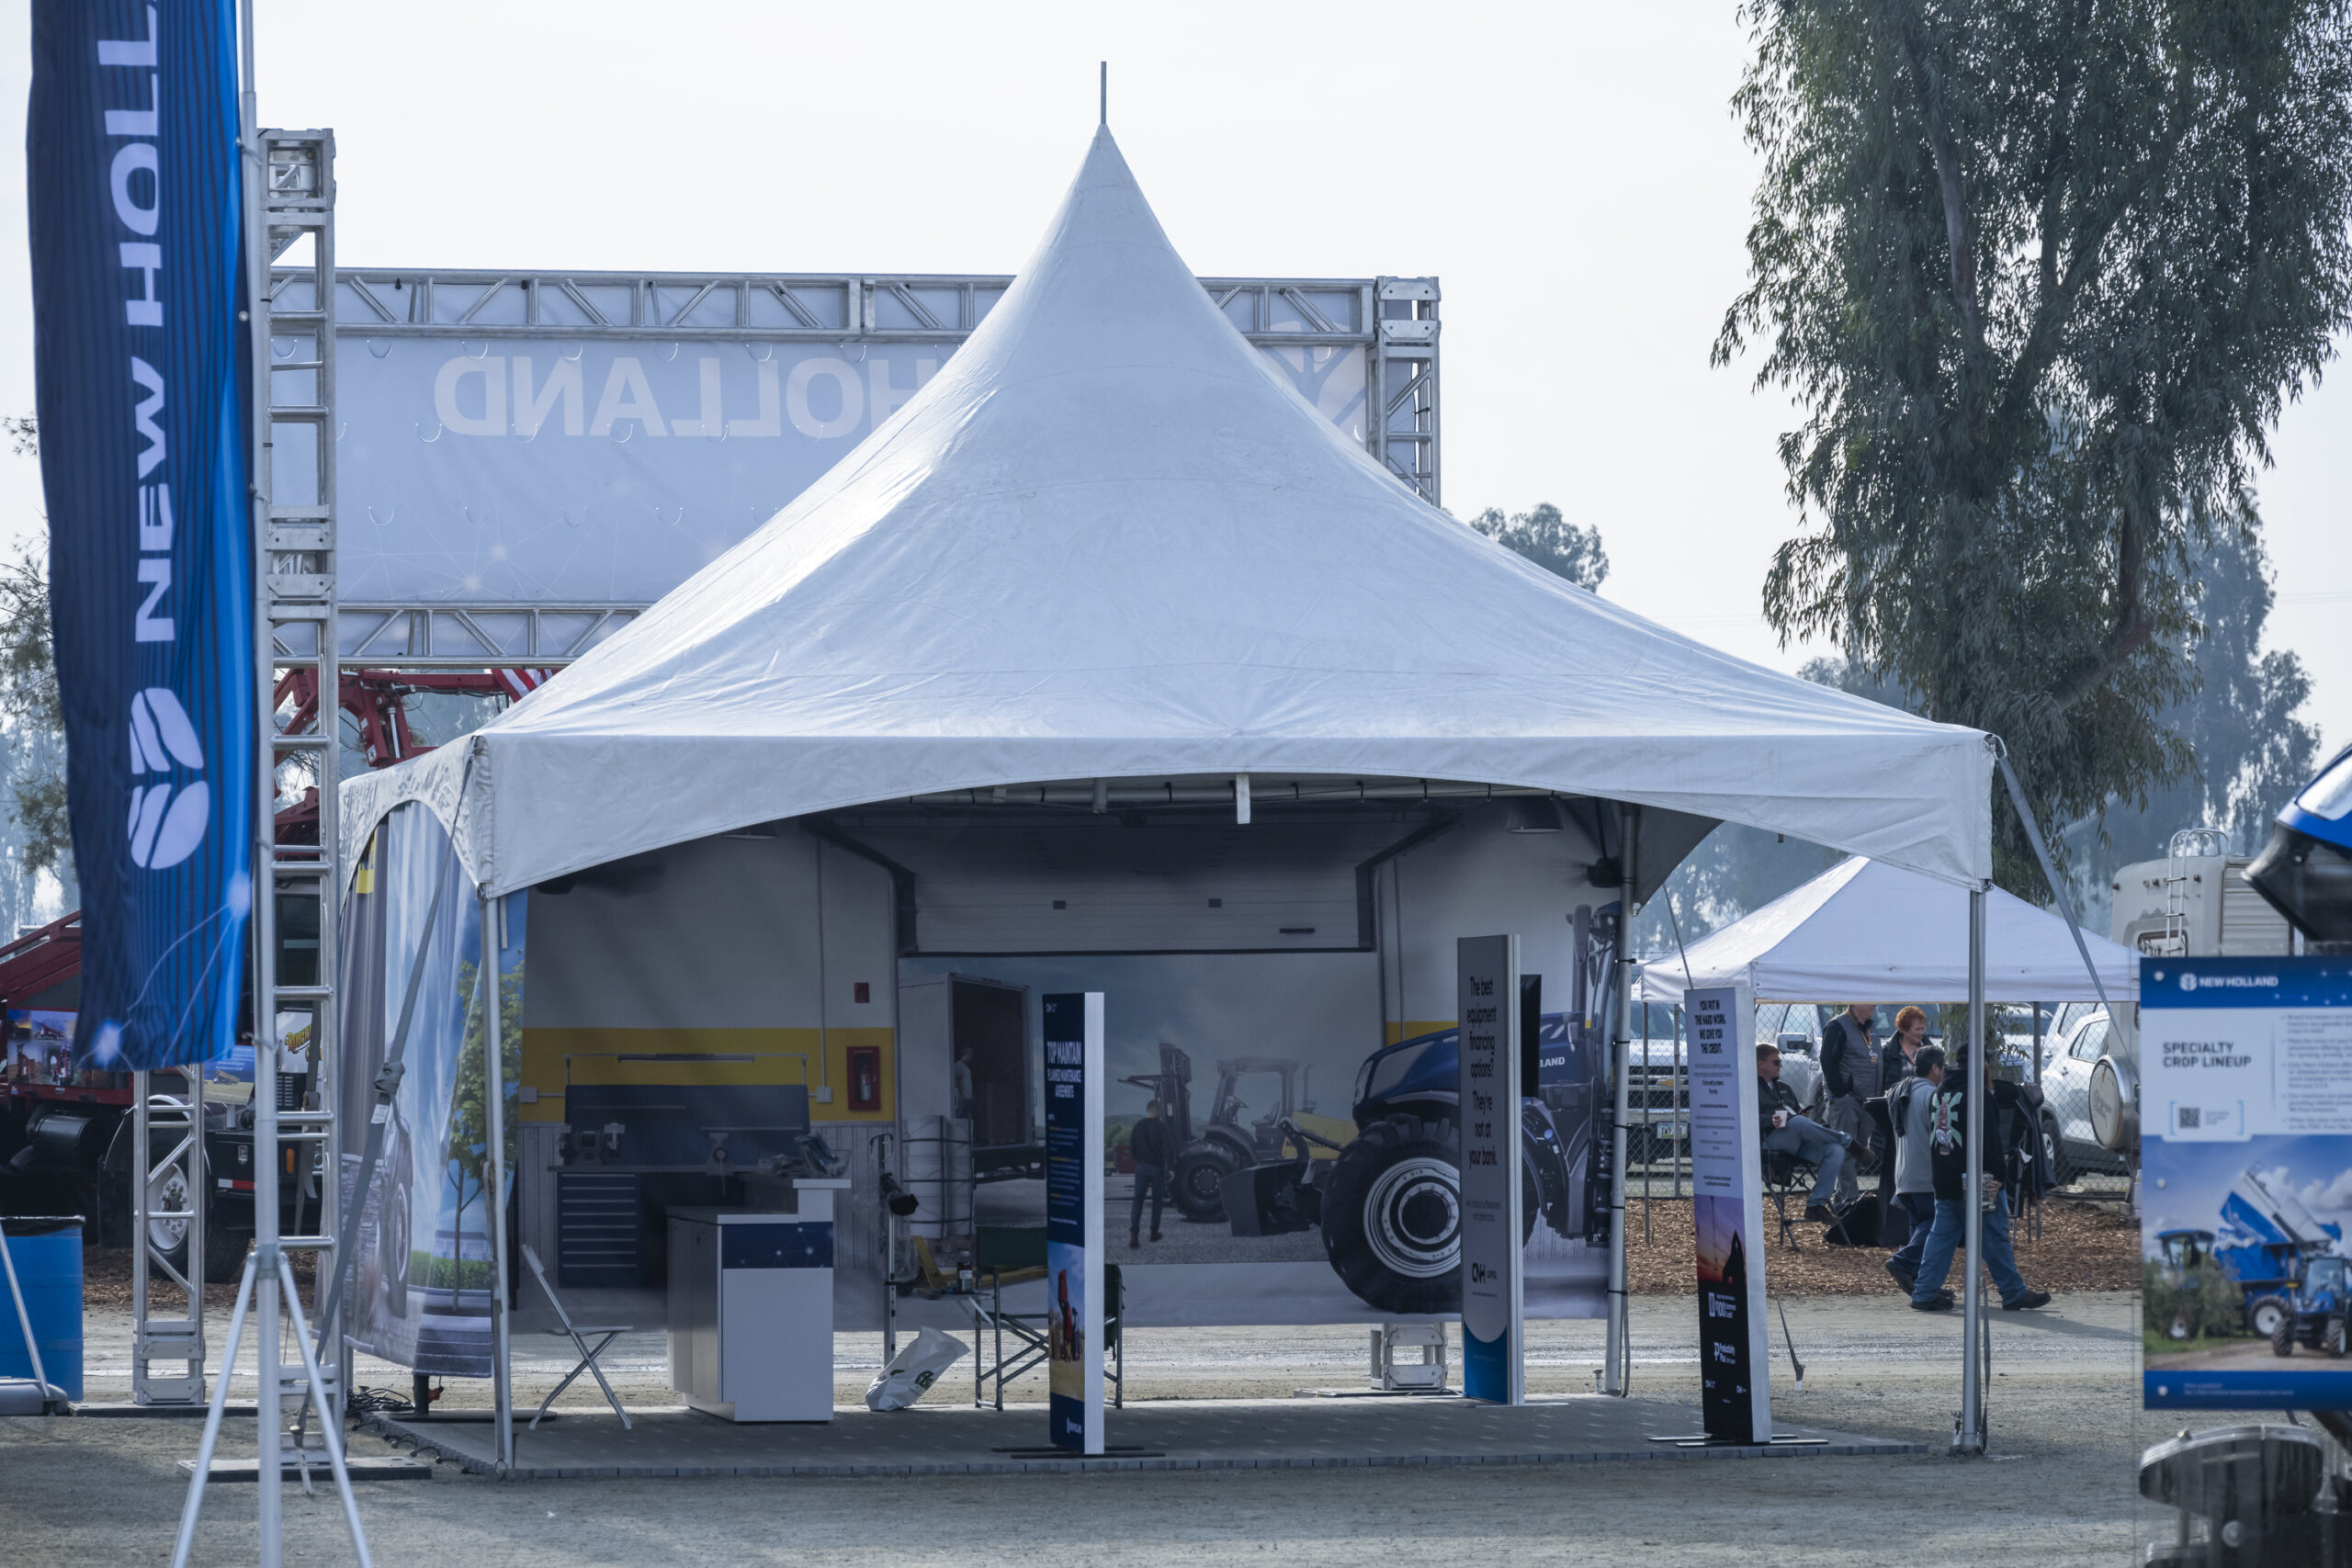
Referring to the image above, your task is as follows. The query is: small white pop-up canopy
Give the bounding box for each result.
[1634,855,2140,1006]
[342,128,1993,899]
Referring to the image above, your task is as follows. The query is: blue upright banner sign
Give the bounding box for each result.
[28,0,254,1067]
[1043,991,1104,1455]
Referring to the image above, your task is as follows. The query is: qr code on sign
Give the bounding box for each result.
[2178,1107,2201,1130]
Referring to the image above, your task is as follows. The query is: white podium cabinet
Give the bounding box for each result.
[666,1182,847,1423]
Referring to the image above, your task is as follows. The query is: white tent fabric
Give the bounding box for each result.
[1634,856,2139,1005]
[342,129,1994,898]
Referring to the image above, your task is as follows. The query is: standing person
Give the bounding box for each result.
[1820,1002,1883,1202]
[1908,1044,2052,1313]
[1883,1043,1949,1303]
[1758,1043,1851,1222]
[951,1047,975,1122]
[1887,1006,1929,1084]
[1128,1098,1171,1248]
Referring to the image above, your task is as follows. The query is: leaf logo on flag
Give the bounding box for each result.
[126,685,209,869]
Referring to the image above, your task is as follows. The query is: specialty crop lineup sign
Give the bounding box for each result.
[2143,956,2352,1409]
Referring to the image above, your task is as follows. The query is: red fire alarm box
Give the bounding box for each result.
[847,1045,882,1112]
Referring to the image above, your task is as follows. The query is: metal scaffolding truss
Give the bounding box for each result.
[302,265,1439,668]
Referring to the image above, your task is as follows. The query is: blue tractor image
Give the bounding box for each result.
[1219,1007,1603,1315]
[2271,1253,2352,1359]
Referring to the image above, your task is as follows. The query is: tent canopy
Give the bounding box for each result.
[343,129,1993,898]
[1634,856,2138,1006]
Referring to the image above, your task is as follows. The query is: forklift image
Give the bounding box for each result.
[1129,1046,1353,1224]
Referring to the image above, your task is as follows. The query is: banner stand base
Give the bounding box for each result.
[1645,1433,1829,1449]
[1295,1387,1461,1400]
[992,1446,1164,1460]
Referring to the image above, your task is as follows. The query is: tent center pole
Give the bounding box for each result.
[1957,884,1988,1454]
[1603,804,1639,1396]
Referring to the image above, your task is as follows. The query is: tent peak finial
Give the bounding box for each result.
[1099,61,1107,126]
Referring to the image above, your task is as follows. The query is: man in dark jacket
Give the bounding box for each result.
[1129,1099,1171,1247]
[1758,1043,1850,1222]
[1907,1052,2051,1312]
[1819,1003,1883,1202]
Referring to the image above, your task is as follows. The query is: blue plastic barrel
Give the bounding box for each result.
[0,1215,84,1401]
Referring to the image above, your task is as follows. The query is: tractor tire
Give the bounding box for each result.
[1172,1143,1243,1224]
[379,1183,411,1318]
[2328,1316,2348,1359]
[2250,1293,2291,1342]
[2273,1311,2298,1359]
[1322,1115,1463,1316]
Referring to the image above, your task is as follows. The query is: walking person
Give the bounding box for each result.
[1883,1043,1948,1303]
[1820,1002,1883,1203]
[1128,1098,1171,1247]
[1758,1043,1851,1223]
[1907,1045,2051,1313]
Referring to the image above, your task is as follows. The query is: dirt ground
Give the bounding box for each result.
[3,1291,2189,1567]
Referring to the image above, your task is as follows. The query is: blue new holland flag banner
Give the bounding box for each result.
[28,1,253,1067]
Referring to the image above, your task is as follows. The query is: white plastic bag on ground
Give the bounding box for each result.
[864,1326,968,1412]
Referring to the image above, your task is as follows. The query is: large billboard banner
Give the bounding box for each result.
[325,335,1366,610]
[28,0,254,1068]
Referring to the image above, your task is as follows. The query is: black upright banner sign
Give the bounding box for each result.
[28,0,254,1066]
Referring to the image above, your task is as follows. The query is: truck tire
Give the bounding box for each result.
[2273,1311,2297,1358]
[1322,1115,1462,1315]
[2250,1293,2291,1341]
[145,1165,193,1282]
[1172,1142,1242,1223]
[2040,1114,2069,1189]
[201,1219,249,1284]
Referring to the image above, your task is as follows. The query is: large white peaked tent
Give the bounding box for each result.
[1634,856,2139,1005]
[341,129,1994,895]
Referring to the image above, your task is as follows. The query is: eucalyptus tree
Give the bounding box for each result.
[1719,0,2352,887]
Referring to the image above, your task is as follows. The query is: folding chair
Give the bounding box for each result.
[1759,1149,1823,1252]
[520,1243,633,1430]
[965,1225,1052,1410]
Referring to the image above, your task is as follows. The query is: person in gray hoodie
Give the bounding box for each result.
[1883,1042,1948,1303]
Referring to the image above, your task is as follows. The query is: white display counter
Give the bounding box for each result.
[665,1180,849,1423]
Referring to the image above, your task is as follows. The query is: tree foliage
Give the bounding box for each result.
[0,545,71,893]
[1468,502,1610,592]
[1720,0,2352,889]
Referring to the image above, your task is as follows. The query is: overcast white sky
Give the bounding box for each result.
[0,1,2343,752]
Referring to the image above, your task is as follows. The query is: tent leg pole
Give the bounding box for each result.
[1603,805,1639,1396]
[1956,885,1987,1455]
[482,891,515,1473]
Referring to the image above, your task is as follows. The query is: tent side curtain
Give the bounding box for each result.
[335,799,526,1375]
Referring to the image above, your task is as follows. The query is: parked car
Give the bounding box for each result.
[2037,1008,2132,1182]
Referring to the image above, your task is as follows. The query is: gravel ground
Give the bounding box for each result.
[4,1289,2205,1566]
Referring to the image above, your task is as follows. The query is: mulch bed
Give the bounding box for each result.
[78,1244,311,1312]
[1623,1194,2139,1297]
